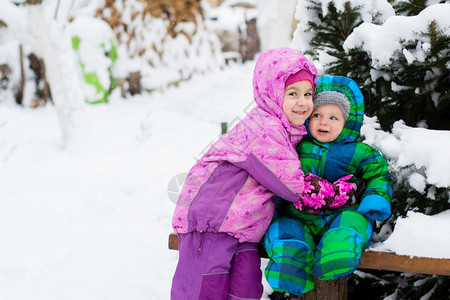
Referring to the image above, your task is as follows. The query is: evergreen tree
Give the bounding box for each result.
[303,1,365,61]
[375,20,450,130]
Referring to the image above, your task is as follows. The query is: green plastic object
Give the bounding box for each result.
[71,36,118,104]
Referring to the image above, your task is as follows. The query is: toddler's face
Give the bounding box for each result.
[309,103,346,143]
[282,81,314,126]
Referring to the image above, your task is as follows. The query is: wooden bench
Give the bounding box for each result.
[168,233,450,300]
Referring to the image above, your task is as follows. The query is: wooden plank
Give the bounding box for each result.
[358,251,450,276]
[169,233,450,276]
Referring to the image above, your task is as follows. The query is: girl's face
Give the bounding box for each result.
[282,81,314,126]
[308,103,346,143]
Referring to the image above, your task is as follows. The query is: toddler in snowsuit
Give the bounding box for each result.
[171,47,321,300]
[262,75,393,296]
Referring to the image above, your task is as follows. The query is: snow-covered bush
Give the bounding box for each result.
[362,118,450,220]
[293,0,449,131]
[343,3,449,131]
[94,0,224,92]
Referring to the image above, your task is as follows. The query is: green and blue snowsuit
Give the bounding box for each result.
[262,75,393,296]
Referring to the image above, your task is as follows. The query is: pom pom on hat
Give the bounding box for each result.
[285,69,315,90]
[314,91,350,120]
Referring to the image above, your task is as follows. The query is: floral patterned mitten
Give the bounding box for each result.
[293,173,357,213]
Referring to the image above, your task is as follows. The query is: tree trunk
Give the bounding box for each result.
[15,44,25,105]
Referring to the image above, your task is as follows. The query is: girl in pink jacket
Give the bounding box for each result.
[171,48,318,300]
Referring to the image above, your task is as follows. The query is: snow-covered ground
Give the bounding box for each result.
[1,59,449,299]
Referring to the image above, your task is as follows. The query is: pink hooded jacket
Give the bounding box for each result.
[172,48,318,243]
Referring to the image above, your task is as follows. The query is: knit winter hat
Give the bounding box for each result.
[314,91,350,120]
[285,69,315,90]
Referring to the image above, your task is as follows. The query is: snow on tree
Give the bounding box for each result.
[0,0,87,149]
[293,0,394,59]
[343,3,450,131]
[256,0,298,50]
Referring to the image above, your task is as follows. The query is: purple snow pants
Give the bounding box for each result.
[171,231,263,300]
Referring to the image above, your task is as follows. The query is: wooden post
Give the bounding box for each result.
[221,122,228,135]
[15,45,25,105]
[128,71,141,95]
[297,277,347,300]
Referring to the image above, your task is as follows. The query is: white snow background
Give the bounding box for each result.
[1,1,450,299]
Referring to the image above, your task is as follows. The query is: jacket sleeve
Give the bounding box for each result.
[355,144,393,221]
[233,125,305,203]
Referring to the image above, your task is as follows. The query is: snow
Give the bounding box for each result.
[206,1,258,32]
[371,210,450,259]
[361,118,450,189]
[343,4,450,67]
[257,0,298,50]
[391,121,450,188]
[0,0,88,147]
[319,0,394,21]
[1,0,450,299]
